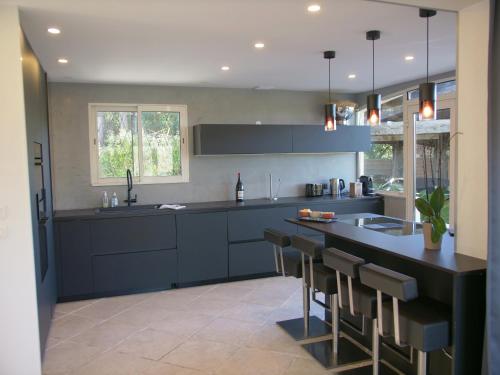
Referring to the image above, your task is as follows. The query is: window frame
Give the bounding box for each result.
[88,103,189,186]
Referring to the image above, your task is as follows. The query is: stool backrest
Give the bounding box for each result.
[323,248,365,316]
[359,263,418,346]
[359,263,418,302]
[291,235,323,258]
[263,228,291,248]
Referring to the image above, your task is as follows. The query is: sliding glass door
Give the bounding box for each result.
[405,95,456,227]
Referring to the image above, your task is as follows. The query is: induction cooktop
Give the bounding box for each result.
[339,217,423,237]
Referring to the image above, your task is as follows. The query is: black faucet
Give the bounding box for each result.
[124,169,137,206]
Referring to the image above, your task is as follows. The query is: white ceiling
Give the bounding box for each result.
[4,0,456,92]
[368,0,482,12]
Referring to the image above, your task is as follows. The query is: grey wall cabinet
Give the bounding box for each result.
[291,125,371,153]
[93,250,177,294]
[229,241,276,277]
[177,212,228,284]
[193,124,371,155]
[228,207,297,242]
[90,215,176,253]
[56,221,93,297]
[194,124,293,155]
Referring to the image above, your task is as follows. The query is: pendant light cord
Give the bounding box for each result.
[372,39,375,94]
[328,58,332,103]
[426,16,429,83]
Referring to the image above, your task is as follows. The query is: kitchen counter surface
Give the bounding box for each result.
[54,195,382,221]
[288,213,487,275]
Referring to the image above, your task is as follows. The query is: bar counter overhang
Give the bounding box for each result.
[287,213,487,375]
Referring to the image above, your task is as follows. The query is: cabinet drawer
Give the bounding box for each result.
[177,212,228,283]
[90,215,176,254]
[57,221,93,297]
[228,207,297,242]
[93,249,177,294]
[229,241,277,277]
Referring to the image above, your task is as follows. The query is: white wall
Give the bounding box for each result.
[455,0,490,259]
[0,5,42,375]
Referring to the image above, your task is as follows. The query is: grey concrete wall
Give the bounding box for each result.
[49,82,357,210]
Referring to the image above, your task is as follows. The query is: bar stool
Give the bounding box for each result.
[359,263,450,375]
[273,234,333,342]
[305,248,375,372]
[263,228,291,277]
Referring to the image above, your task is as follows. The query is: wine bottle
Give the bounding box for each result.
[236,172,244,202]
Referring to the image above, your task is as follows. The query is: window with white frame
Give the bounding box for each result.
[89,104,189,186]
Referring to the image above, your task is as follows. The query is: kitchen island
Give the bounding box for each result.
[288,213,486,375]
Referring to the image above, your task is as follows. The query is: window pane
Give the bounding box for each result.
[96,111,138,178]
[363,95,404,192]
[364,123,404,191]
[415,109,450,224]
[141,111,182,177]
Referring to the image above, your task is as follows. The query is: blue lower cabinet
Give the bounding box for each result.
[92,249,177,294]
[229,241,276,277]
[177,212,228,284]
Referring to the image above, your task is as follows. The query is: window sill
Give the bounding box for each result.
[375,191,405,199]
[91,177,189,187]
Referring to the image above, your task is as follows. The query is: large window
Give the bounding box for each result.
[89,104,189,186]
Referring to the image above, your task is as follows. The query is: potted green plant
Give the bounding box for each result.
[415,186,447,250]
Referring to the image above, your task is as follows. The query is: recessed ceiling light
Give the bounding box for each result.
[47,27,61,34]
[405,55,415,61]
[307,4,321,13]
[58,58,69,64]
[348,74,356,79]
[221,66,230,71]
[254,42,265,49]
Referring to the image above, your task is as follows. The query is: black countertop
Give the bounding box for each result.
[54,195,382,221]
[288,213,487,275]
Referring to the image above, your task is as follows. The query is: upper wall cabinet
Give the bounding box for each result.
[193,124,371,155]
[194,124,293,155]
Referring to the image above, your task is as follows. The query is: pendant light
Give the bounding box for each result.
[366,30,381,126]
[324,50,336,132]
[419,8,437,121]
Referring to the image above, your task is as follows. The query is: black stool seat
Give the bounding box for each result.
[339,279,377,319]
[305,263,337,295]
[264,228,291,248]
[381,297,450,352]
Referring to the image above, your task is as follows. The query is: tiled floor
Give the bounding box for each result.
[43,276,331,375]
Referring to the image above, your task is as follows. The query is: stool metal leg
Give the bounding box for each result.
[331,293,339,354]
[279,246,285,278]
[301,253,310,335]
[417,351,427,375]
[372,318,379,375]
[273,245,280,274]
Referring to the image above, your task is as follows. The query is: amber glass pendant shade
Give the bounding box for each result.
[419,82,436,120]
[367,93,381,126]
[324,103,336,131]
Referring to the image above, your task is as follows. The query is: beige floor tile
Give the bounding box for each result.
[284,357,332,375]
[241,287,291,307]
[137,291,195,311]
[214,347,295,375]
[75,294,150,321]
[142,362,211,375]
[114,328,187,360]
[108,304,172,328]
[54,299,100,314]
[72,351,157,375]
[200,282,254,301]
[48,314,99,340]
[185,295,237,316]
[161,339,238,371]
[167,284,218,298]
[222,301,275,324]
[148,311,216,337]
[246,322,311,358]
[45,337,62,350]
[42,341,102,375]
[70,320,140,350]
[193,317,262,346]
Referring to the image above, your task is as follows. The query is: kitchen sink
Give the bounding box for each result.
[95,204,161,214]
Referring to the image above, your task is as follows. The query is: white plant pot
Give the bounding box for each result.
[423,222,442,250]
